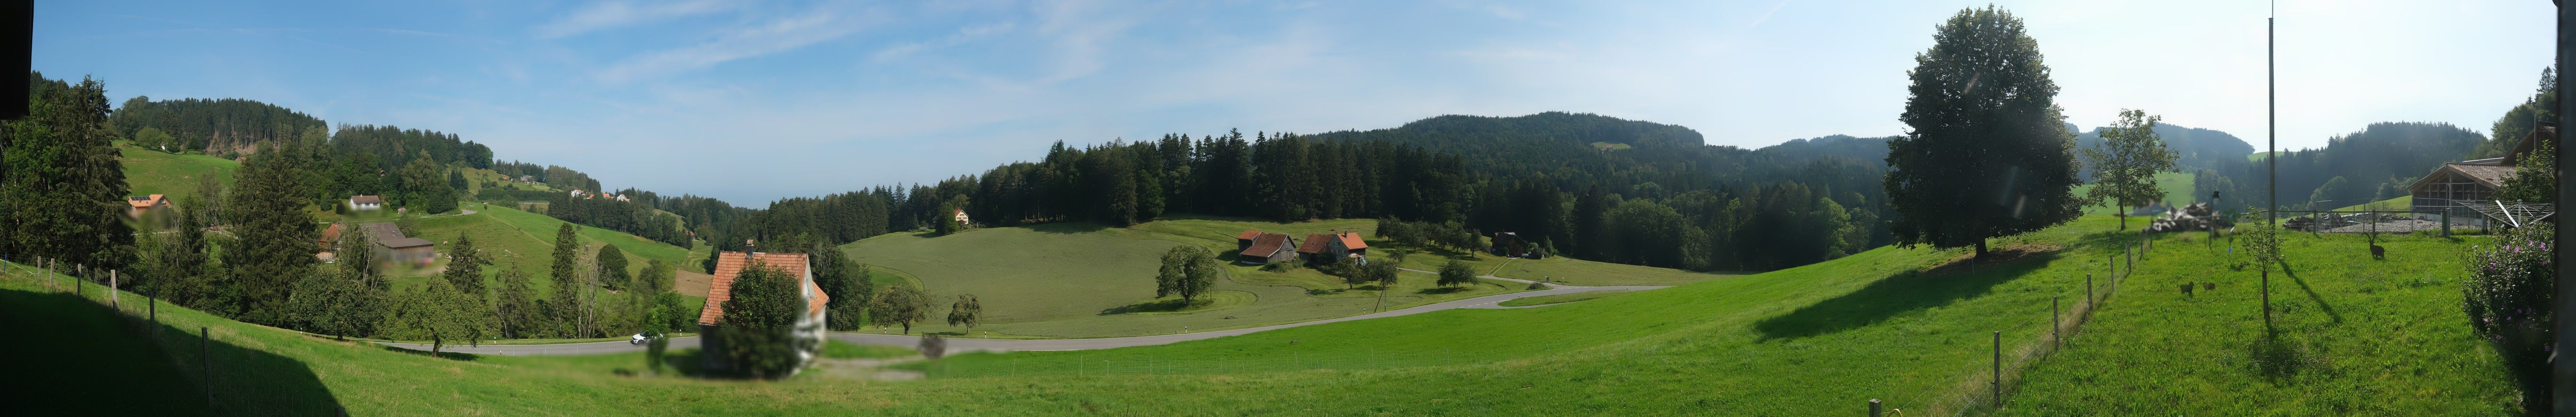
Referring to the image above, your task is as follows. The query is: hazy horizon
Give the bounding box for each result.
[33,0,2554,204]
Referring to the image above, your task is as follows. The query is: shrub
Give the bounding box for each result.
[2462,223,2552,412]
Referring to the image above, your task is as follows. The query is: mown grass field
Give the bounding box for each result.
[840,219,1526,338]
[2332,195,2413,212]
[116,143,240,202]
[1993,230,2517,415]
[0,213,2518,415]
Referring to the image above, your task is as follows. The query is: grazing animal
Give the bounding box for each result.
[2369,242,2386,260]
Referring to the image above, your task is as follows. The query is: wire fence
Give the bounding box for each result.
[0,254,349,417]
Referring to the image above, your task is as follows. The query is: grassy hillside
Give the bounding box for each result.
[0,213,2514,415]
[2071,171,2198,215]
[116,143,240,202]
[391,204,695,301]
[841,219,1526,338]
[2332,195,2413,212]
[1994,231,2515,415]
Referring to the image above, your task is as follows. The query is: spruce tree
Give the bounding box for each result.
[548,223,583,336]
[0,73,133,270]
[223,144,322,325]
[443,233,489,301]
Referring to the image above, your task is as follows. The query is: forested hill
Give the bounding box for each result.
[109,97,330,155]
[2075,123,2254,175]
[2196,121,2487,213]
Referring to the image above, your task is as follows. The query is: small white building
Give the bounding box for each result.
[348,195,384,211]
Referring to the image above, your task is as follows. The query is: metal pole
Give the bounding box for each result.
[1991,331,2003,406]
[1869,398,1883,417]
[2265,11,2279,332]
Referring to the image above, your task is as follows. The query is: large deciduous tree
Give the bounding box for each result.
[1883,6,2083,258]
[867,284,931,334]
[385,273,486,354]
[1155,245,1220,305]
[2080,110,2178,230]
[945,294,982,334]
[595,244,629,290]
[1436,259,1477,288]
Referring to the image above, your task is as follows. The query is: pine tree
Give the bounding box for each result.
[596,244,629,290]
[1,73,133,270]
[223,143,321,325]
[443,233,488,298]
[548,223,583,337]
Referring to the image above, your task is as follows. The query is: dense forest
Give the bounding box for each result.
[107,97,330,155]
[670,112,1893,272]
[2194,121,2488,213]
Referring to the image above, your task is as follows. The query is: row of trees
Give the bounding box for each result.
[109,96,328,155]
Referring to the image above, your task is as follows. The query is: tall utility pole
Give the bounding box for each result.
[2552,0,2574,413]
[2262,9,2277,327]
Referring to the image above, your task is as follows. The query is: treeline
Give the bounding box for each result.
[2194,121,2486,213]
[109,96,328,155]
[330,124,493,170]
[689,112,1895,272]
[544,188,691,246]
[490,160,601,192]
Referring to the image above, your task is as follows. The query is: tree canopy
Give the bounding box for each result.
[1884,6,2083,257]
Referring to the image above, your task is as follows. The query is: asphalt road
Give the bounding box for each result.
[376,283,1663,356]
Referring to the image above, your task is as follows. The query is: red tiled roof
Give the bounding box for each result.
[319,224,343,246]
[1239,233,1294,258]
[1235,230,1263,240]
[127,194,166,208]
[1297,234,1329,254]
[808,279,830,316]
[698,252,813,326]
[1299,232,1368,254]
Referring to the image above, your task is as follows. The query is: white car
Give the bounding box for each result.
[630,333,649,345]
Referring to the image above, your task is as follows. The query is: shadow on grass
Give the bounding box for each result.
[2275,261,2343,324]
[1098,297,1213,315]
[1026,222,1110,235]
[1753,248,2059,340]
[376,345,482,361]
[1415,286,1471,295]
[0,289,342,415]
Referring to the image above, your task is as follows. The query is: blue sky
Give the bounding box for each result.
[34,1,2556,204]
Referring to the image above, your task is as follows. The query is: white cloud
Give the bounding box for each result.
[534,0,735,39]
[591,7,870,83]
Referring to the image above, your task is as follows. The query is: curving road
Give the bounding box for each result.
[375,283,1662,356]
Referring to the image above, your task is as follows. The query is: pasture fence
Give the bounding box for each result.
[0,254,349,416]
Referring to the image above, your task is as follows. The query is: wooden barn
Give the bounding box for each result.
[2409,121,2550,224]
[1236,232,1297,265]
[1490,232,1527,258]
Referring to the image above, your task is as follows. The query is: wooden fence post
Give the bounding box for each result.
[2053,296,2061,350]
[1991,331,2002,406]
[110,270,119,312]
[1869,398,1882,417]
[2086,274,2094,303]
[203,327,214,407]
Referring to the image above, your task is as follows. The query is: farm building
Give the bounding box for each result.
[1236,232,1297,265]
[1298,232,1369,265]
[348,195,383,211]
[1490,232,1528,258]
[696,251,830,375]
[953,208,972,226]
[361,223,405,242]
[378,237,437,266]
[125,194,169,219]
[2409,121,2550,224]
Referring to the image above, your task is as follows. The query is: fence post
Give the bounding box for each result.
[111,270,119,312]
[2086,274,2094,303]
[1991,331,2002,406]
[2052,296,2061,350]
[203,327,214,408]
[2441,210,2451,237]
[1869,398,1882,417]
